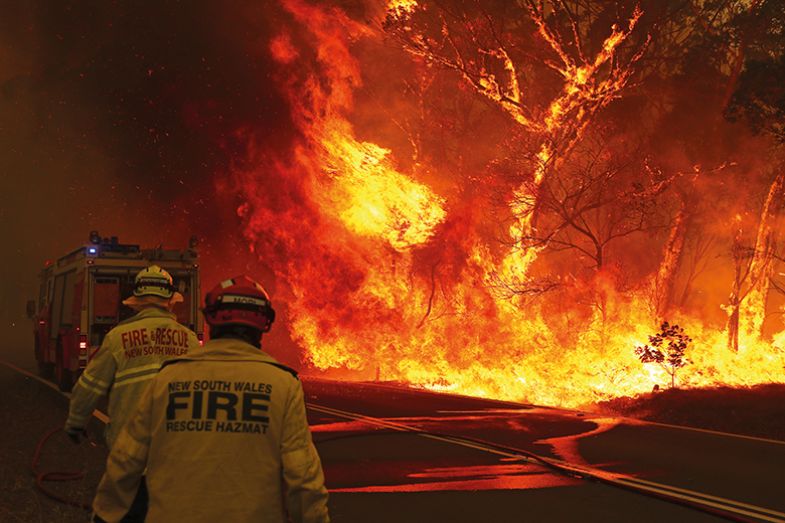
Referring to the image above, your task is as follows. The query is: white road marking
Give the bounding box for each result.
[309,402,785,523]
[4,360,783,521]
[310,377,785,446]
[623,417,785,446]
[538,408,785,446]
[438,406,785,446]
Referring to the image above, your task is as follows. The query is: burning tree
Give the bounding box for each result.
[650,162,731,321]
[227,0,785,408]
[495,131,667,271]
[635,322,692,389]
[383,0,649,275]
[725,3,785,342]
[723,174,785,352]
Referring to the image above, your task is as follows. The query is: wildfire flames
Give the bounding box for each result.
[234,0,785,407]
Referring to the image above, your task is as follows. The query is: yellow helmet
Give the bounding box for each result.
[133,265,175,299]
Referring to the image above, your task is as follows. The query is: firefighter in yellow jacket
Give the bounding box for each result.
[66,265,199,522]
[91,276,329,523]
[66,265,199,447]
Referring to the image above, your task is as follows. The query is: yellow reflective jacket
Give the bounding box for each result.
[92,338,330,523]
[66,307,199,448]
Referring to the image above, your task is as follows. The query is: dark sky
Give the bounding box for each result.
[0,1,296,361]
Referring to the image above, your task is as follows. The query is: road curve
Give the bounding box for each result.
[2,360,783,522]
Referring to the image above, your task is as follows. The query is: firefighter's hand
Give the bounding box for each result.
[65,426,88,444]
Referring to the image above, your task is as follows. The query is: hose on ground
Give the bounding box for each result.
[31,426,92,511]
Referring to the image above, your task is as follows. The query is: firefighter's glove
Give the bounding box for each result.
[65,426,88,444]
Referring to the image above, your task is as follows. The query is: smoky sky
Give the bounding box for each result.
[0,1,298,362]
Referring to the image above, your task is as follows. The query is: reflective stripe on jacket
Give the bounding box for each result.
[92,338,329,523]
[66,307,199,448]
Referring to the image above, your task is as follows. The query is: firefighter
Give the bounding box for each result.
[66,264,199,521]
[90,276,330,523]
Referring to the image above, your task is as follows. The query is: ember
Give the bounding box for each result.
[235,0,785,407]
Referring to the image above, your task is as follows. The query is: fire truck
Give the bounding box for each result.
[27,232,204,391]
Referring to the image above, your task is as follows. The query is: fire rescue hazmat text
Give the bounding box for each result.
[166,380,273,435]
[121,327,190,358]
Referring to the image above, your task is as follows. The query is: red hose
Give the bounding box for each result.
[31,426,92,511]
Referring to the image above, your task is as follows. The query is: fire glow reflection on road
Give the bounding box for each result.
[329,461,579,492]
[310,405,611,493]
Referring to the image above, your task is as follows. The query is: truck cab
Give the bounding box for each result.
[29,232,203,391]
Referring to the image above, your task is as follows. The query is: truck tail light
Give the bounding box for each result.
[79,334,89,366]
[197,333,204,346]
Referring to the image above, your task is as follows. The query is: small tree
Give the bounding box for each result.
[635,321,691,389]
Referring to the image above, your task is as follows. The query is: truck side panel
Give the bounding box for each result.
[49,273,66,348]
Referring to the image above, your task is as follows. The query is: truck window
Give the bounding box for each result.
[91,276,121,346]
[93,277,120,323]
[90,270,196,333]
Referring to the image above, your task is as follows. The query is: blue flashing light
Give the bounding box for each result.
[87,246,98,256]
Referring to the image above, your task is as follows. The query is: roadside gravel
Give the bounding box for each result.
[0,365,107,523]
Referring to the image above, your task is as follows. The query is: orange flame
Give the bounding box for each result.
[315,122,445,251]
[233,1,785,409]
[387,0,419,15]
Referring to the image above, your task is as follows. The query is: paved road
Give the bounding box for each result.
[0,364,107,522]
[2,360,783,522]
[305,379,785,523]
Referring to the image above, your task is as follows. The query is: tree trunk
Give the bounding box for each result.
[741,171,785,336]
[726,224,745,352]
[727,301,740,352]
[514,136,574,250]
[655,197,689,321]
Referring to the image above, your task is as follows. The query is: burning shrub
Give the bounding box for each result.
[635,322,692,389]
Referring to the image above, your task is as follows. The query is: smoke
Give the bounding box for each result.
[0,1,299,364]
